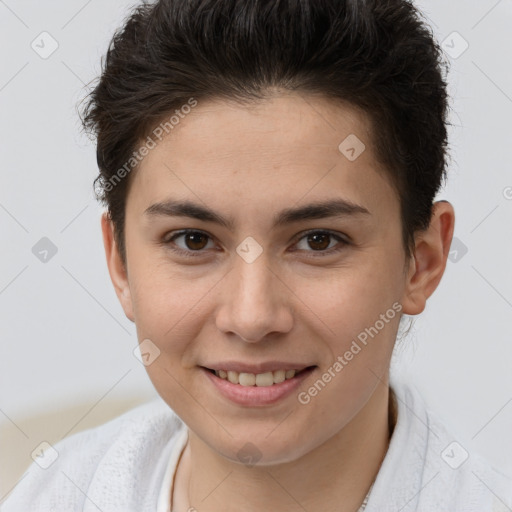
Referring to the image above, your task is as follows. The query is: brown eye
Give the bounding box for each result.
[306,232,331,251]
[182,231,209,250]
[165,230,215,256]
[293,230,349,256]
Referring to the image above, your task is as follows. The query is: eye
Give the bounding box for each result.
[292,230,349,256]
[164,229,216,257]
[162,228,349,259]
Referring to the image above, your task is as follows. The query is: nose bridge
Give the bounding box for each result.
[237,255,274,309]
[215,251,292,342]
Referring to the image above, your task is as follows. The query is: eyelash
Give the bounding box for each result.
[162,229,350,259]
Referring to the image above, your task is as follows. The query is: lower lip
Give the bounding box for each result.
[201,366,316,406]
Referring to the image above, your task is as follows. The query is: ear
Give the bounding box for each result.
[101,212,135,322]
[401,200,455,315]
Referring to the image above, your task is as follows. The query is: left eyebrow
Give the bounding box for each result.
[143,198,371,230]
[273,199,371,228]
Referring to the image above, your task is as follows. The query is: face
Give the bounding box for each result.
[106,92,419,465]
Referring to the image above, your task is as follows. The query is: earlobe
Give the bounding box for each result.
[100,212,135,322]
[401,201,455,316]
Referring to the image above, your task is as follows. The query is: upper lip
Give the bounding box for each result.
[202,362,315,374]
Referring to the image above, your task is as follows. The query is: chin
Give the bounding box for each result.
[207,429,316,467]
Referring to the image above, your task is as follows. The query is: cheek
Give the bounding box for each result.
[128,268,210,406]
[128,260,221,358]
[307,257,403,384]
[315,259,403,332]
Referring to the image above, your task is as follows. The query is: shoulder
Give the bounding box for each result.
[386,376,512,511]
[1,398,185,512]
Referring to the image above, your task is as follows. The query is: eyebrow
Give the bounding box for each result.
[144,198,371,230]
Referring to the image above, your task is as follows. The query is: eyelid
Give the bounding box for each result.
[291,228,350,246]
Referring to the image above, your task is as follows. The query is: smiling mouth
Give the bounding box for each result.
[203,366,316,387]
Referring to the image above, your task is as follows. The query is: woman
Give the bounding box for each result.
[3,0,511,510]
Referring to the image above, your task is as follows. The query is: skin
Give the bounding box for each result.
[101,91,455,512]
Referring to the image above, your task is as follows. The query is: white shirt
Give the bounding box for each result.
[156,427,188,512]
[2,375,511,512]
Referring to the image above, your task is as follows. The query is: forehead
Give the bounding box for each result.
[127,93,398,224]
[145,93,373,166]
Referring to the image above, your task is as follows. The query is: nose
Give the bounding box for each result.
[215,253,293,343]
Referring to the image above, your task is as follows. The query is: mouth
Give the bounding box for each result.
[200,365,317,406]
[202,366,316,387]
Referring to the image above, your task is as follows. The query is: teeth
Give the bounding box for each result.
[273,370,286,383]
[255,372,273,387]
[227,371,238,384]
[239,373,256,386]
[214,368,298,386]
[285,369,296,379]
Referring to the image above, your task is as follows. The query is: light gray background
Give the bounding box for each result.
[1,0,511,488]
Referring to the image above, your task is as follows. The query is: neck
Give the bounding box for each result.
[173,380,397,512]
